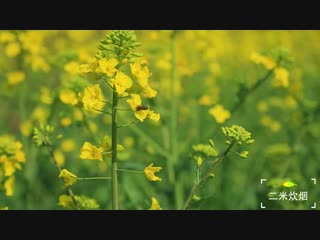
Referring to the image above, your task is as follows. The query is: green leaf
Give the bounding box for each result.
[282,181,297,188]
[192,144,218,157]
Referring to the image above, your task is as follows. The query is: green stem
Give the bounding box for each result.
[118,95,130,99]
[104,79,113,89]
[117,169,143,174]
[93,108,112,115]
[101,100,112,104]
[111,90,119,210]
[97,73,113,89]
[230,67,276,114]
[169,30,181,209]
[169,30,177,181]
[78,177,111,180]
[44,140,79,209]
[102,151,112,154]
[196,166,200,184]
[231,57,282,115]
[205,60,281,141]
[183,141,235,210]
[115,108,132,111]
[117,121,139,128]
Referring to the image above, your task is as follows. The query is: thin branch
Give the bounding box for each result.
[231,68,275,114]
[117,168,143,174]
[117,121,139,128]
[93,108,112,115]
[78,177,111,180]
[43,139,80,209]
[182,141,236,210]
[115,107,132,111]
[118,95,130,99]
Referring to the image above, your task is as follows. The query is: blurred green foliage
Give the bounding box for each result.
[0,30,319,210]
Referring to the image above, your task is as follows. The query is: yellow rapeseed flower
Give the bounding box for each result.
[148,111,160,122]
[3,158,15,176]
[79,49,91,62]
[80,142,103,161]
[149,197,162,210]
[97,58,118,77]
[142,84,157,98]
[15,141,25,163]
[250,52,276,70]
[111,71,132,96]
[127,94,160,122]
[20,120,33,136]
[82,84,105,111]
[31,106,48,124]
[261,57,276,70]
[0,155,7,163]
[6,71,25,86]
[209,104,231,124]
[0,31,15,43]
[15,150,25,163]
[58,194,74,208]
[273,67,289,88]
[40,87,53,104]
[59,89,77,105]
[78,58,98,76]
[5,42,21,57]
[149,31,159,40]
[130,61,150,87]
[60,117,72,127]
[19,31,46,55]
[127,94,149,121]
[73,109,83,121]
[64,61,80,75]
[199,95,213,106]
[0,135,26,196]
[144,163,162,181]
[209,62,221,76]
[61,139,76,152]
[4,176,15,196]
[250,52,263,63]
[26,55,50,72]
[59,169,78,187]
[79,64,91,74]
[54,150,65,167]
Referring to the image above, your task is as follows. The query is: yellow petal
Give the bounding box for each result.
[144,163,162,181]
[80,142,103,161]
[4,176,15,196]
[149,197,162,210]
